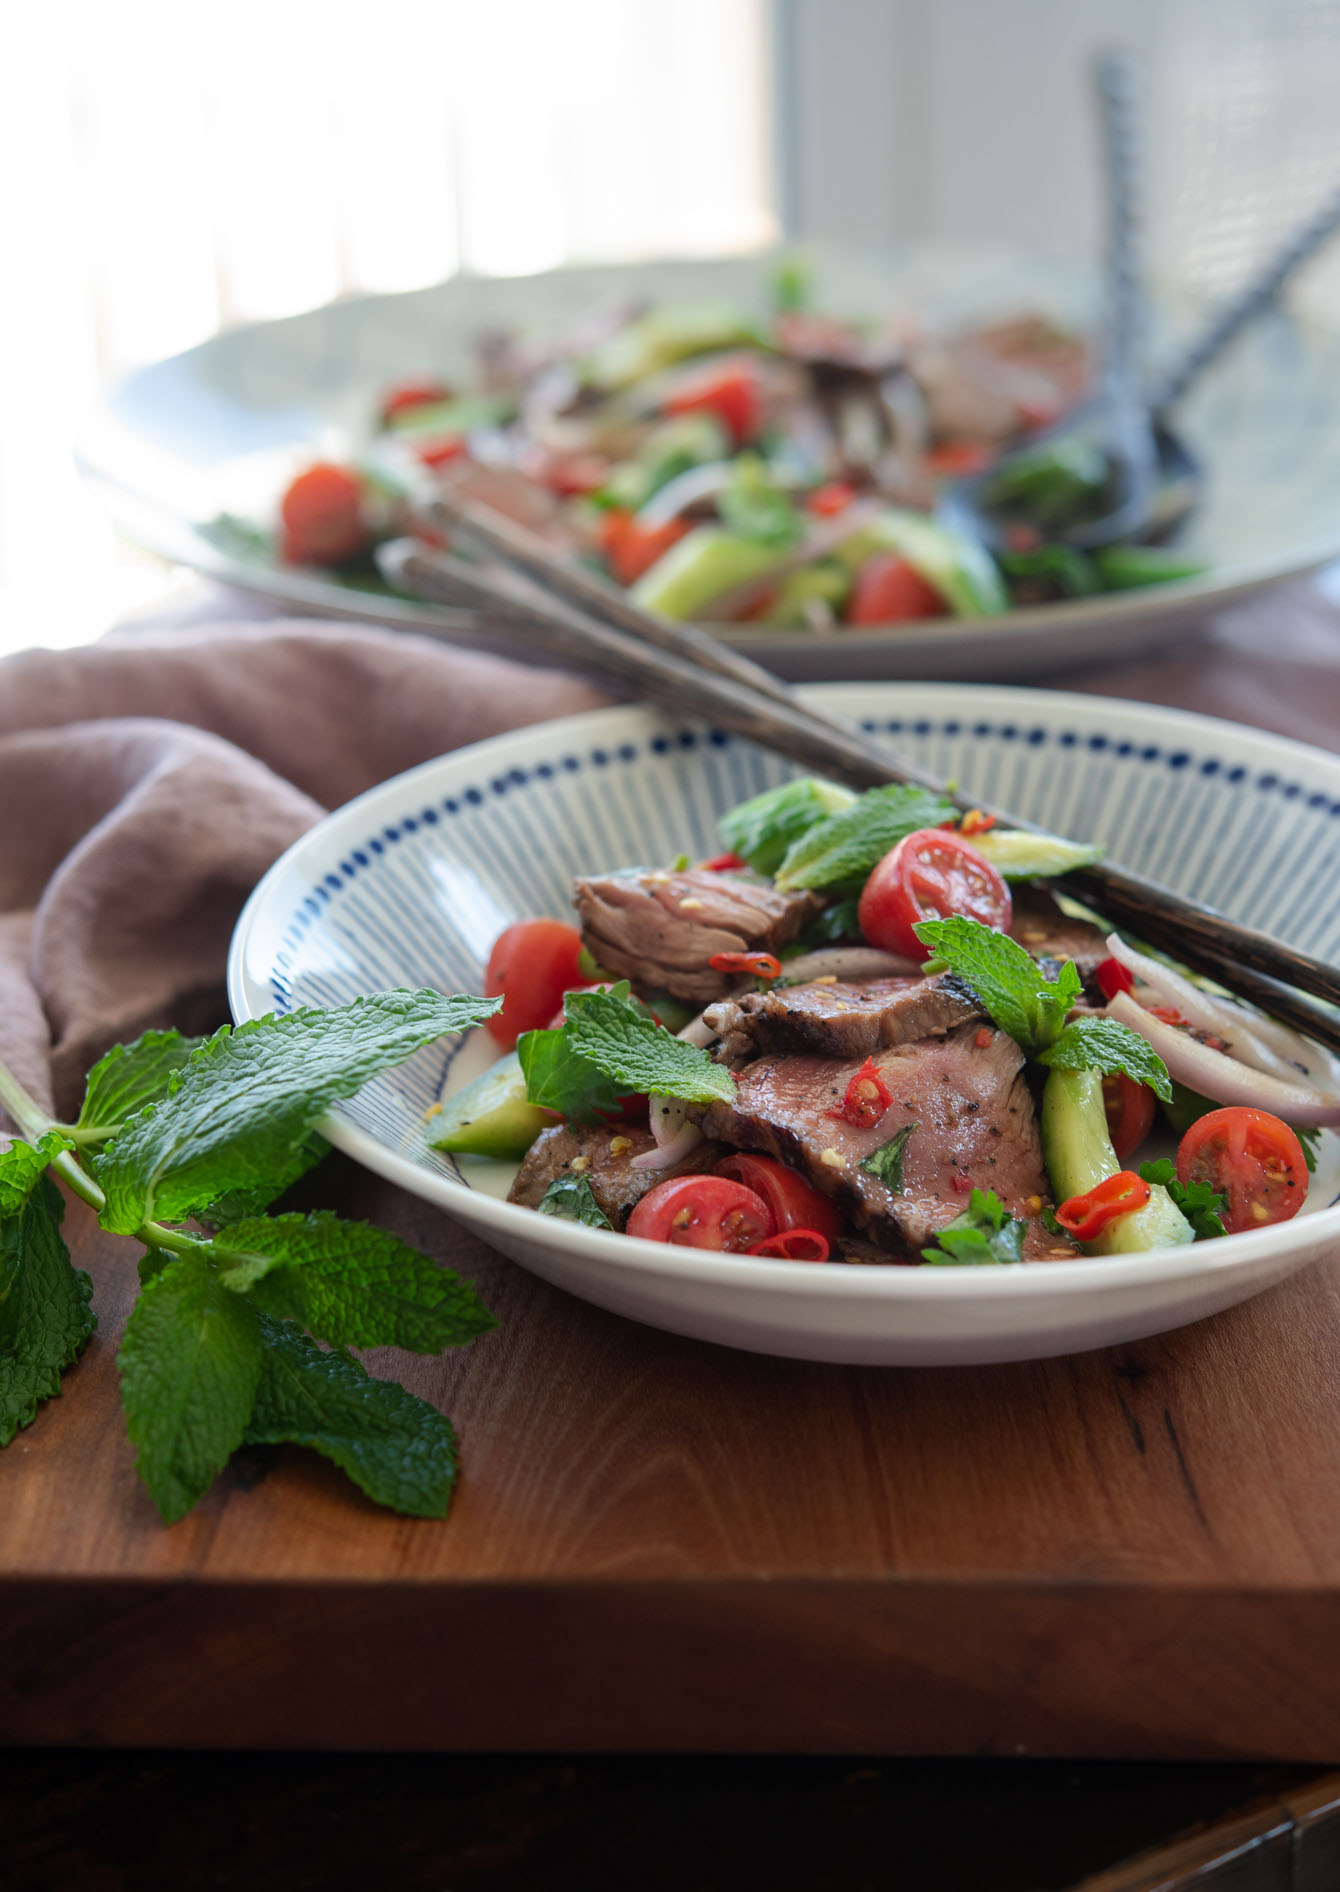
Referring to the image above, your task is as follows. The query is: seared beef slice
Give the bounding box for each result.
[508,1123,718,1229]
[1009,887,1109,992]
[705,973,981,1062]
[695,1022,1074,1260]
[573,869,818,1004]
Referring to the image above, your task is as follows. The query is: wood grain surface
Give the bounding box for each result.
[6,1144,1340,1756]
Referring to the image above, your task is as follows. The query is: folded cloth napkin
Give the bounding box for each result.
[0,620,607,1124]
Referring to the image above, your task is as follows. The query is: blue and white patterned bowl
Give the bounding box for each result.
[227,683,1340,1365]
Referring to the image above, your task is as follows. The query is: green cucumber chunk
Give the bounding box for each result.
[630,526,788,620]
[1041,1067,1193,1254]
[835,509,1008,617]
[429,1051,547,1160]
[969,829,1104,880]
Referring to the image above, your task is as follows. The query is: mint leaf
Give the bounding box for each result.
[921,1187,1026,1266]
[517,1027,623,1125]
[94,990,500,1236]
[537,1174,614,1228]
[201,1131,330,1226]
[117,1250,264,1522]
[0,1176,96,1446]
[719,777,856,877]
[789,897,863,953]
[211,1211,496,1352]
[775,786,956,893]
[1038,1017,1172,1104]
[244,1316,457,1518]
[861,1121,917,1192]
[1138,1159,1226,1239]
[562,986,736,1104]
[0,1131,72,1219]
[914,915,1081,1053]
[74,1030,203,1142]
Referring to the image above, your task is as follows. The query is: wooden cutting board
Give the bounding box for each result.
[5,1146,1340,1758]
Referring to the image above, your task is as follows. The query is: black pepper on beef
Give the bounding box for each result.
[572,869,819,1004]
[507,1122,720,1230]
[1009,887,1110,994]
[704,972,982,1063]
[691,1022,1076,1261]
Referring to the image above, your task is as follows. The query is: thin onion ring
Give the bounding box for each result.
[1106,991,1340,1125]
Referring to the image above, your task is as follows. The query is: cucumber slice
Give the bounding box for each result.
[834,509,1008,616]
[430,1051,547,1161]
[1041,1067,1193,1254]
[969,829,1104,880]
[630,527,787,620]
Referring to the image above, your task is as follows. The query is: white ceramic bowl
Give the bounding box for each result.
[227,683,1340,1365]
[84,245,1340,683]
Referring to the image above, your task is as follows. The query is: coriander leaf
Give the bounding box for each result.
[517,1027,623,1125]
[562,987,736,1104]
[537,1174,614,1229]
[921,1187,1026,1266]
[74,1030,203,1142]
[1294,1125,1322,1175]
[913,915,1081,1053]
[117,1250,263,1522]
[1137,1159,1227,1239]
[211,1211,497,1353]
[719,777,856,877]
[0,1130,73,1220]
[201,1131,330,1226]
[94,989,500,1237]
[861,1122,917,1192]
[775,786,956,893]
[244,1315,457,1518]
[0,1176,96,1447]
[1038,1017,1172,1104]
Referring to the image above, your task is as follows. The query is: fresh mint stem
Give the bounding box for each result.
[0,1056,52,1144]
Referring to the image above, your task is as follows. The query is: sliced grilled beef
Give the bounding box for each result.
[704,972,982,1063]
[507,1122,719,1230]
[1009,887,1109,994]
[572,869,819,1004]
[692,1022,1075,1262]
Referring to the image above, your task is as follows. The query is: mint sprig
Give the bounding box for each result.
[562,985,736,1104]
[774,785,956,892]
[73,1031,204,1146]
[0,1170,96,1447]
[921,1187,1026,1266]
[1037,1017,1173,1104]
[718,776,856,877]
[914,915,1081,1052]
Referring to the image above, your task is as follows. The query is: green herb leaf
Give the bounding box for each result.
[717,456,803,550]
[93,990,500,1236]
[1137,1159,1227,1239]
[536,1174,614,1229]
[861,1121,917,1192]
[117,1250,264,1523]
[562,986,736,1104]
[201,1132,330,1226]
[921,1187,1026,1266]
[517,1027,624,1125]
[1038,1017,1173,1104]
[775,786,957,893]
[998,544,1099,598]
[1294,1126,1322,1175]
[74,1030,203,1143]
[788,897,864,953]
[719,777,857,877]
[0,1176,96,1447]
[914,915,1082,1053]
[0,1130,73,1219]
[244,1316,458,1518]
[211,1211,497,1353]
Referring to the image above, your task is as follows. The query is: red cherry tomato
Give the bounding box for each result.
[1103,1074,1157,1162]
[748,1229,831,1263]
[662,358,765,444]
[379,378,452,426]
[279,463,368,566]
[600,509,693,586]
[847,554,945,626]
[1176,1107,1308,1235]
[807,480,856,517]
[627,1174,775,1251]
[858,829,1013,960]
[484,919,586,1050]
[714,1153,843,1245]
[701,851,746,872]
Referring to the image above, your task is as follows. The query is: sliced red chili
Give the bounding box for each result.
[1055,1170,1151,1242]
[1094,957,1135,1001]
[701,851,747,872]
[973,1027,993,1049]
[748,1229,830,1263]
[959,809,997,837]
[1147,1005,1188,1026]
[826,1055,893,1128]
[709,951,782,981]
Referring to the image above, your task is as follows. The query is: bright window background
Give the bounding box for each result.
[0,0,775,652]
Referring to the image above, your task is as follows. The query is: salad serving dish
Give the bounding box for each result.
[85,246,1340,682]
[227,681,1340,1366]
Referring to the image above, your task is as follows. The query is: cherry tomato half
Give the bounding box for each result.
[484,919,586,1050]
[279,462,368,566]
[600,509,692,586]
[1103,1073,1157,1162]
[1176,1107,1308,1235]
[627,1174,775,1251]
[662,359,765,444]
[858,829,1013,961]
[714,1153,843,1245]
[748,1229,831,1263]
[847,554,944,626]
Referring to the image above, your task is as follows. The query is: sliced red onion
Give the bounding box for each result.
[630,1095,705,1170]
[781,947,921,983]
[1104,933,1334,1085]
[1106,991,1340,1125]
[637,461,739,529]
